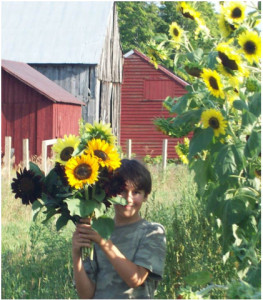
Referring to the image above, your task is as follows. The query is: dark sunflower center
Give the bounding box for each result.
[94,150,108,161]
[183,12,195,20]
[173,28,179,37]
[74,164,92,180]
[60,147,74,162]
[209,117,220,129]
[231,7,242,18]
[244,41,256,54]
[20,177,35,193]
[209,76,219,90]
[218,52,238,70]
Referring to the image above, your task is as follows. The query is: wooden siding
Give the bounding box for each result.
[120,53,187,159]
[30,64,97,124]
[2,69,81,165]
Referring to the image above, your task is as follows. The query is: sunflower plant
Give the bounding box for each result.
[11,121,126,242]
[151,1,261,298]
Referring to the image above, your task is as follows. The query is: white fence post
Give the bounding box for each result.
[4,136,12,182]
[162,139,168,170]
[126,139,132,159]
[42,139,57,175]
[23,139,29,169]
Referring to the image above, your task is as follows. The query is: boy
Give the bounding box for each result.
[72,159,166,299]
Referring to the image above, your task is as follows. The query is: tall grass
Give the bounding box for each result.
[2,163,236,299]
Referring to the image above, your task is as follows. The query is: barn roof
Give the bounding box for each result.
[2,59,85,105]
[2,1,114,64]
[124,49,189,87]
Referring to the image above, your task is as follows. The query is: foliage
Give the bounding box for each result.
[153,1,261,298]
[11,122,125,241]
[116,1,219,72]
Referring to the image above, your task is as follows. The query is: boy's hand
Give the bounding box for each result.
[76,218,104,245]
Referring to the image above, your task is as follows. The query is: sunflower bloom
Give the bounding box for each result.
[201,109,227,137]
[85,121,116,145]
[169,22,183,44]
[201,69,224,99]
[218,14,237,37]
[86,139,121,170]
[216,43,243,72]
[52,134,80,165]
[65,154,99,189]
[177,2,200,21]
[223,2,246,25]
[11,168,43,205]
[238,30,261,64]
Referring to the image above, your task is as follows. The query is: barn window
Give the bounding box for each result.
[144,80,175,101]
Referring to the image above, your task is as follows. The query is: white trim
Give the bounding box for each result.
[123,50,134,58]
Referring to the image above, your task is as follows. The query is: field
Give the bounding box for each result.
[2,162,237,299]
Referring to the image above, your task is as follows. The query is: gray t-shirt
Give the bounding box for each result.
[83,218,166,299]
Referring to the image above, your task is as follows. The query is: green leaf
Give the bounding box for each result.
[64,198,97,217]
[242,111,257,130]
[42,208,58,224]
[188,127,214,158]
[223,199,248,226]
[92,216,115,240]
[244,129,261,158]
[93,188,106,203]
[171,94,189,114]
[215,145,236,178]
[173,109,202,127]
[29,162,45,179]
[190,159,209,194]
[184,270,212,286]
[32,199,43,221]
[109,196,127,205]
[207,51,218,69]
[56,214,70,231]
[248,93,261,117]
[233,100,248,111]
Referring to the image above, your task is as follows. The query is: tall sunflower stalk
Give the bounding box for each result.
[11,121,126,260]
[152,1,261,298]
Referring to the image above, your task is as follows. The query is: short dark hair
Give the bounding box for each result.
[116,159,152,196]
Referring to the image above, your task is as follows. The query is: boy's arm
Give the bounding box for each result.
[77,223,149,288]
[72,231,96,299]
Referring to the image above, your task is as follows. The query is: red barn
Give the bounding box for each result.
[1,59,84,165]
[120,49,189,159]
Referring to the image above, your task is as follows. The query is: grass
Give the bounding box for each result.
[2,162,237,299]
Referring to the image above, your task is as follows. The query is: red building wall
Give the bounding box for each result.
[2,69,82,165]
[120,51,188,159]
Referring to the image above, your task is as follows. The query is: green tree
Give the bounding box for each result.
[116,1,163,54]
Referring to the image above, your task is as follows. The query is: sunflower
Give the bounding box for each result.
[216,43,243,72]
[218,14,237,37]
[175,137,190,165]
[223,2,246,25]
[87,139,121,170]
[85,122,115,145]
[169,22,183,44]
[201,109,227,137]
[65,154,99,189]
[11,168,43,205]
[147,40,168,68]
[52,134,80,165]
[177,2,200,21]
[201,69,224,99]
[238,30,261,64]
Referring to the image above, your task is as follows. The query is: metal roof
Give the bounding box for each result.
[2,59,85,105]
[124,49,189,87]
[1,1,114,64]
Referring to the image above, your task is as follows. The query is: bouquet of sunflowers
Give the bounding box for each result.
[11,121,126,241]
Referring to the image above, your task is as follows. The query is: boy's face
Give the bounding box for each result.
[114,181,147,225]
